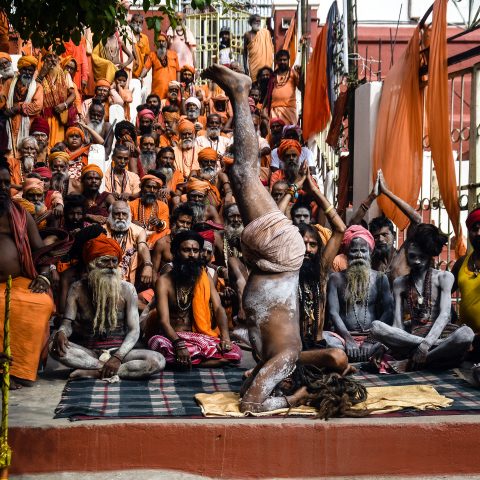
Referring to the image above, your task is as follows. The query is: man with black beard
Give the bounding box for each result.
[86,100,113,158]
[50,234,165,379]
[63,194,87,234]
[152,203,194,274]
[196,113,232,155]
[0,55,43,154]
[137,108,155,136]
[372,224,473,371]
[325,225,393,362]
[149,230,241,367]
[105,200,153,285]
[256,66,273,105]
[29,117,50,165]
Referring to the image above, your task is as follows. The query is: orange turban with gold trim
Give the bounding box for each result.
[83,234,123,264]
[198,148,218,162]
[278,139,301,159]
[17,55,38,70]
[81,164,103,179]
[48,151,69,166]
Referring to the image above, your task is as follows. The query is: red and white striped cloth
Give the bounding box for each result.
[148,331,242,365]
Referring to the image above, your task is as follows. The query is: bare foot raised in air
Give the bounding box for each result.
[201,64,252,98]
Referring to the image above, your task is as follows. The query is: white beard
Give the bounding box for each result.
[0,65,14,79]
[181,139,194,150]
[22,156,35,172]
[87,265,122,335]
[207,127,220,139]
[88,120,104,135]
[225,223,244,242]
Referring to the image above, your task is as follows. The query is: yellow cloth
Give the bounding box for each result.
[0,277,53,382]
[351,385,453,414]
[195,385,452,417]
[91,44,117,83]
[247,28,274,82]
[458,252,480,332]
[313,224,332,246]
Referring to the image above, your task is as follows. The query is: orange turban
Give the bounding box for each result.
[48,151,69,165]
[17,55,38,70]
[95,79,111,88]
[156,32,167,43]
[60,55,76,70]
[65,126,85,142]
[181,65,195,75]
[163,111,180,122]
[22,178,44,194]
[0,52,12,62]
[141,174,163,187]
[198,148,218,162]
[83,234,123,264]
[187,177,210,193]
[177,119,195,134]
[278,139,302,159]
[81,164,104,179]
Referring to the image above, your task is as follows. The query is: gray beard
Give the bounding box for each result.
[88,120,104,135]
[0,66,14,79]
[190,202,205,224]
[51,171,68,192]
[108,217,131,232]
[22,156,35,172]
[201,166,216,176]
[345,259,371,305]
[157,47,167,58]
[225,223,244,242]
[19,74,32,87]
[207,128,220,139]
[181,139,194,150]
[157,166,173,182]
[186,112,198,122]
[140,151,157,171]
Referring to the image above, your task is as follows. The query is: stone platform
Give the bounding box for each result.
[7,359,480,478]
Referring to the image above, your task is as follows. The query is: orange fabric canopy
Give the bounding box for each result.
[372,27,423,230]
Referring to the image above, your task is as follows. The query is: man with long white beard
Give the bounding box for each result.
[173,119,199,177]
[140,33,179,101]
[8,136,39,190]
[50,234,165,379]
[148,230,241,367]
[105,200,153,285]
[138,134,157,176]
[129,13,151,81]
[0,53,14,85]
[48,151,71,196]
[86,100,113,158]
[0,55,43,154]
[196,114,232,156]
[325,225,393,362]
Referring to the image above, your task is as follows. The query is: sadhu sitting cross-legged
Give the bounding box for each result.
[147,230,242,368]
[50,234,165,379]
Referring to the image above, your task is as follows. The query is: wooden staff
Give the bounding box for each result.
[0,275,12,479]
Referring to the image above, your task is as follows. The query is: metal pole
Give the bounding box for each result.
[468,63,480,211]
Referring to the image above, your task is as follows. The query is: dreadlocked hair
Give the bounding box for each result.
[294,364,368,420]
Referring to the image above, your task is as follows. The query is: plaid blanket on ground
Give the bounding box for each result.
[54,367,245,421]
[54,366,480,421]
[354,367,480,413]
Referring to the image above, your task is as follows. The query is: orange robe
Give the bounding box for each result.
[145,51,179,100]
[173,146,199,178]
[129,198,170,247]
[270,68,299,126]
[247,29,274,82]
[132,33,151,79]
[62,39,89,91]
[167,169,184,193]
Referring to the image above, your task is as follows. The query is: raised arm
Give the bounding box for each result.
[378,170,422,226]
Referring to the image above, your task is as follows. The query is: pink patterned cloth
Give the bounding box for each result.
[148,331,242,364]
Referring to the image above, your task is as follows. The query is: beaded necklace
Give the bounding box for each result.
[138,201,158,229]
[406,268,432,325]
[176,283,193,312]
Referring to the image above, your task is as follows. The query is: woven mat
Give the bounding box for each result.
[54,366,480,421]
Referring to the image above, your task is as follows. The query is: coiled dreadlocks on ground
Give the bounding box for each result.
[289,364,368,420]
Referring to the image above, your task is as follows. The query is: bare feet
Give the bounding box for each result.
[201,64,252,99]
[9,378,22,390]
[69,369,101,379]
[286,386,317,408]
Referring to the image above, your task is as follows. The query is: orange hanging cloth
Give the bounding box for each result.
[192,270,219,338]
[282,16,297,67]
[372,27,423,230]
[302,23,330,140]
[426,0,466,256]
